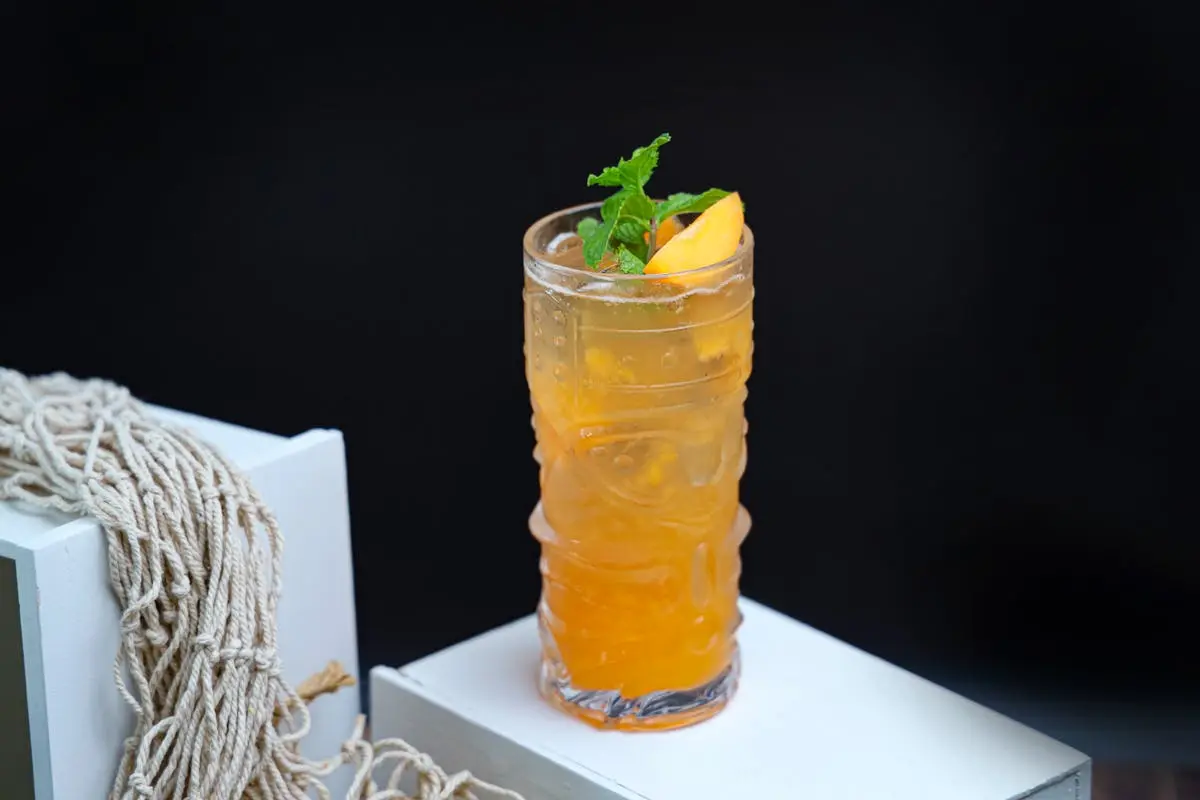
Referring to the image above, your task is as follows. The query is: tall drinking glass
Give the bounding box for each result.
[523,202,753,731]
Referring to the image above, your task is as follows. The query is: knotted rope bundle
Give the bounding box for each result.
[0,369,523,800]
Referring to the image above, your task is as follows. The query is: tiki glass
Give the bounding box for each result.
[523,202,753,731]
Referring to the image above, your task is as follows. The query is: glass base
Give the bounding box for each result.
[537,647,741,732]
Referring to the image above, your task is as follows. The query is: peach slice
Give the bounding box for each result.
[645,214,686,249]
[643,192,743,280]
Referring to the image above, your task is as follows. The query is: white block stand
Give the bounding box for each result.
[1,406,362,800]
[371,599,1091,800]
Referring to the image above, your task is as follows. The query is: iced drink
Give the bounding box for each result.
[523,156,753,730]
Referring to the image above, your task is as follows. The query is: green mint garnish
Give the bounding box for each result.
[615,246,647,274]
[586,133,670,190]
[654,189,732,223]
[576,217,600,241]
[581,189,653,267]
[575,133,731,273]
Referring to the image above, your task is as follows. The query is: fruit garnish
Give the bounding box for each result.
[575,133,736,274]
[643,192,744,277]
[646,215,684,248]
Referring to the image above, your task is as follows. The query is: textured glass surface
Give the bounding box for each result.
[523,203,753,730]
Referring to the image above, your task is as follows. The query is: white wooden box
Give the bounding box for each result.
[370,599,1091,800]
[0,406,362,800]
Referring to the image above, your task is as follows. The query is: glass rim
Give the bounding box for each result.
[523,200,754,282]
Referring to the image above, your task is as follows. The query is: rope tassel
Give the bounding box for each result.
[0,369,524,800]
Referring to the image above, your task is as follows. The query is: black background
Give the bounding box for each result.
[6,0,1196,738]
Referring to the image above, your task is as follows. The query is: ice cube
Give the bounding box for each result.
[542,233,590,269]
[546,232,583,255]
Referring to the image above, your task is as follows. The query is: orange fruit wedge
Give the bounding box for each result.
[645,215,686,249]
[644,192,743,281]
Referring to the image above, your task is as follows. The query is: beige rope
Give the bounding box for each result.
[0,369,524,800]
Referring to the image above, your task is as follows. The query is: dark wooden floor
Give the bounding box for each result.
[1094,765,1200,800]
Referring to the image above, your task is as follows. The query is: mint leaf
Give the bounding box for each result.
[612,219,648,243]
[655,189,731,223]
[587,133,671,191]
[618,133,670,188]
[576,217,600,239]
[586,166,625,187]
[620,191,655,221]
[600,188,631,222]
[616,246,646,275]
[584,189,656,267]
[583,219,614,267]
[612,219,649,261]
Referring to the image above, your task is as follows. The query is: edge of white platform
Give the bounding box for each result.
[370,598,1092,800]
[368,669,1093,800]
[371,664,636,800]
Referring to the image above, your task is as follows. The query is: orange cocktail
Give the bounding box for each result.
[523,184,753,731]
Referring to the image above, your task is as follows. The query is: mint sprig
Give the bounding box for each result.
[655,189,732,223]
[576,133,731,273]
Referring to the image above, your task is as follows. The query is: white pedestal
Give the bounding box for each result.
[370,599,1091,800]
[0,406,362,800]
